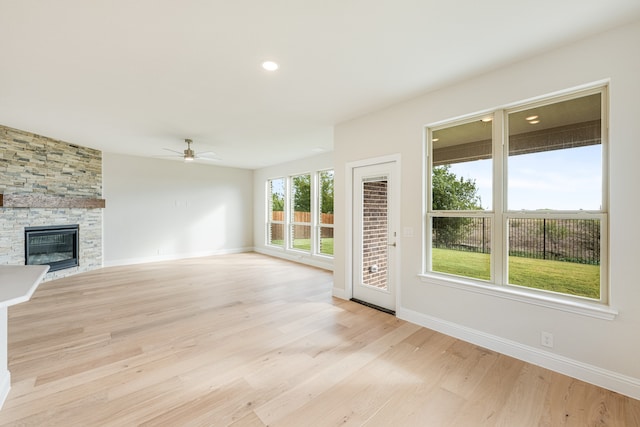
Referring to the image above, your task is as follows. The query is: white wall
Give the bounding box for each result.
[334,20,640,398]
[253,152,334,270]
[103,153,253,266]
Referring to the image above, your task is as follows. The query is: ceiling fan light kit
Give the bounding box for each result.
[183,139,195,161]
[160,138,220,163]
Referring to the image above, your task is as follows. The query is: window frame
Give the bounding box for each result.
[266,177,285,248]
[422,85,614,319]
[316,169,335,257]
[289,173,312,253]
[265,169,334,259]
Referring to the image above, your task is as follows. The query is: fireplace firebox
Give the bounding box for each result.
[25,225,79,272]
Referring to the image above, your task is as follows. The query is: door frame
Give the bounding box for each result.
[345,154,401,310]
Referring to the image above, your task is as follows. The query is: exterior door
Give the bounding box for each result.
[352,161,397,312]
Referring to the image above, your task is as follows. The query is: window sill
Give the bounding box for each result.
[418,273,618,320]
[257,246,334,270]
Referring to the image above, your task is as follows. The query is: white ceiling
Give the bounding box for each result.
[1,1,639,169]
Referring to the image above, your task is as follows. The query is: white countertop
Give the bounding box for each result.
[0,265,49,307]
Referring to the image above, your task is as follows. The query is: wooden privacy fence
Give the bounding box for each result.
[270,211,334,240]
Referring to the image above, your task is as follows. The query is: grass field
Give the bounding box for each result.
[270,238,334,255]
[432,248,600,299]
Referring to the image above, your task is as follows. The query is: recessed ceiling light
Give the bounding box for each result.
[261,61,279,71]
[525,115,539,121]
[528,120,540,124]
[432,138,439,142]
[481,117,493,122]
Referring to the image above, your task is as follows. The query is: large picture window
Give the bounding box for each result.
[426,86,607,304]
[266,169,334,258]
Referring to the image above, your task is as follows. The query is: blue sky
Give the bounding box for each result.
[273,145,602,211]
[448,145,602,211]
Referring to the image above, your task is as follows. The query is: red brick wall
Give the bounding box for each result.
[362,180,388,289]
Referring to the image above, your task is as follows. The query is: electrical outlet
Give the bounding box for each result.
[541,331,554,348]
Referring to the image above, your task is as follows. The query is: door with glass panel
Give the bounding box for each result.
[352,162,397,312]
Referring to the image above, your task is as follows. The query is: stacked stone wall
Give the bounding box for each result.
[0,125,103,280]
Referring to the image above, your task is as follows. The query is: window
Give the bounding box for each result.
[266,169,334,258]
[431,118,493,281]
[317,170,334,256]
[426,86,607,304]
[290,174,311,252]
[267,178,285,247]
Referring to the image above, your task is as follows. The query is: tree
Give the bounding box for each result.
[432,165,482,210]
[271,191,284,211]
[287,172,333,214]
[292,175,311,212]
[292,172,334,214]
[432,165,482,248]
[319,171,334,214]
[270,179,285,212]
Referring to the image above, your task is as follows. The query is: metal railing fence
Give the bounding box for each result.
[432,217,600,265]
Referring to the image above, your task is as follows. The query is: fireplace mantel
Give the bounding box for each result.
[0,194,105,209]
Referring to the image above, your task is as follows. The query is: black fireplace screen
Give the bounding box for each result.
[25,225,79,272]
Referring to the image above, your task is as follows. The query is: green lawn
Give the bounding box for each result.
[432,248,600,299]
[270,238,334,255]
[294,238,334,255]
[432,248,491,281]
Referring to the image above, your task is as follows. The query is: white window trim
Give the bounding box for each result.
[265,169,335,259]
[418,272,617,320]
[423,84,614,319]
[315,169,335,258]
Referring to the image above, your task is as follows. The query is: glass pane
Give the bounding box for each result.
[508,93,602,210]
[269,178,285,221]
[268,223,284,247]
[319,226,334,256]
[432,118,492,210]
[267,178,285,247]
[362,179,388,290]
[319,170,334,224]
[431,216,491,280]
[508,218,600,299]
[291,224,311,251]
[291,174,311,223]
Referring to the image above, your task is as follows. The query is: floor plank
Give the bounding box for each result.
[0,253,637,426]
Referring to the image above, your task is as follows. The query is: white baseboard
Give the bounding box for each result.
[103,247,253,268]
[0,370,10,410]
[332,287,347,300]
[397,307,640,400]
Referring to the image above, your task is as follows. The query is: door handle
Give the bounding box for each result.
[387,242,396,247]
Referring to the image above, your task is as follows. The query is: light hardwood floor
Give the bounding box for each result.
[0,253,638,426]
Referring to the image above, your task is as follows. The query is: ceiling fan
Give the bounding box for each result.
[161,138,220,162]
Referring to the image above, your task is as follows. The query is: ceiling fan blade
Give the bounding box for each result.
[195,156,222,162]
[198,150,217,156]
[163,148,183,155]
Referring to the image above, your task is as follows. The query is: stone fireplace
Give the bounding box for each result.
[0,125,103,281]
